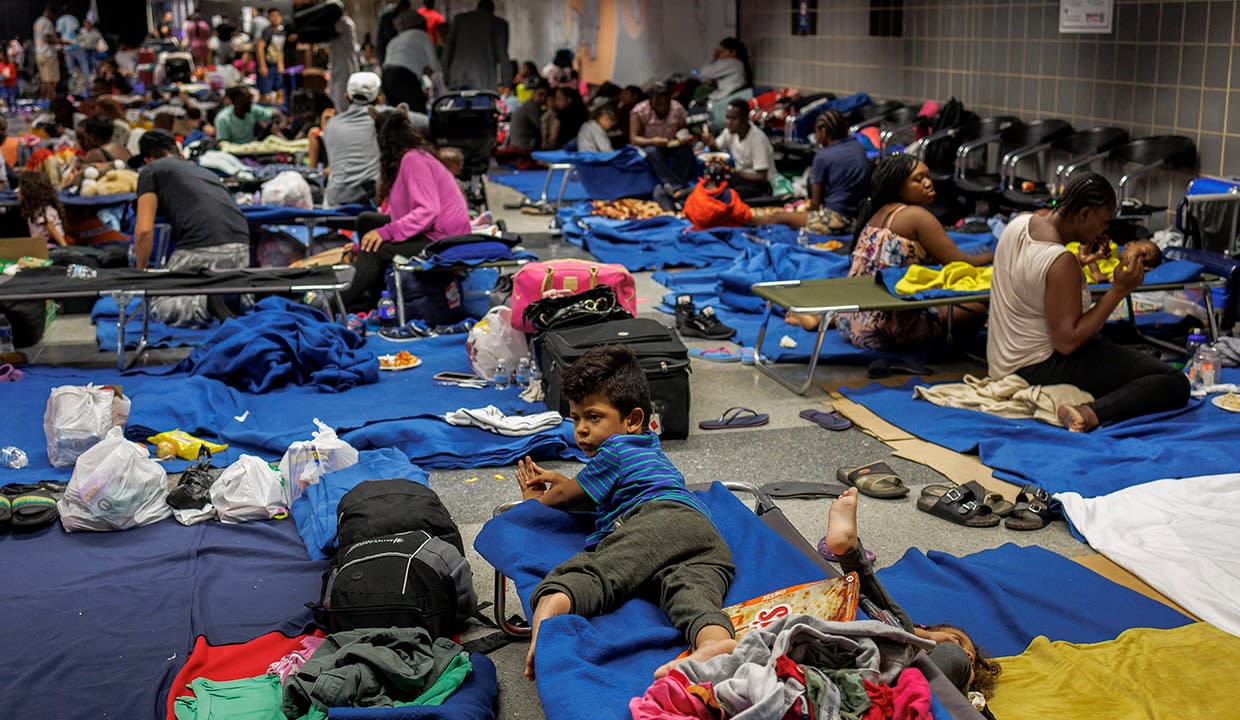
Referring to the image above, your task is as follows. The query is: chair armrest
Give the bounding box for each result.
[1118,159,1172,199]
[1000,141,1053,189]
[954,132,1001,178]
[879,122,919,153]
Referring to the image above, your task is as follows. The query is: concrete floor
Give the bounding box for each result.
[29,179,1090,720]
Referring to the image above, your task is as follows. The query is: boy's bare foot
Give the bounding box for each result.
[1056,404,1099,432]
[784,312,821,331]
[654,625,737,679]
[525,591,571,681]
[825,486,860,558]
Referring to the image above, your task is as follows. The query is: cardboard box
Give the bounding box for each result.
[0,237,49,262]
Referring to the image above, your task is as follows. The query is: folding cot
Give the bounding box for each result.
[480,481,986,720]
[0,264,354,369]
[750,273,1225,394]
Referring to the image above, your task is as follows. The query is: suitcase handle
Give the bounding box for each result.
[541,264,599,296]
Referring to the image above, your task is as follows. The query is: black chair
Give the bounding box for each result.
[955,119,1073,200]
[915,116,1021,223]
[999,126,1129,210]
[845,100,905,135]
[873,106,927,155]
[1110,135,1198,216]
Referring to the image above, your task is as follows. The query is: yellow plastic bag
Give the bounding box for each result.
[146,429,229,461]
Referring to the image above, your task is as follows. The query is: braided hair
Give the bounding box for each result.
[1054,171,1116,219]
[814,110,848,142]
[850,153,919,250]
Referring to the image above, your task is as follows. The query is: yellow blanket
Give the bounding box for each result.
[894,261,993,295]
[988,623,1240,720]
[1066,241,1121,283]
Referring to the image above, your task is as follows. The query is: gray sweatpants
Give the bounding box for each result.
[150,243,250,328]
[533,501,736,645]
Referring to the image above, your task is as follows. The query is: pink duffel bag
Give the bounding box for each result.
[509,259,637,332]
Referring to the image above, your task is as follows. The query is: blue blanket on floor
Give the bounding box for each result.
[92,295,218,350]
[0,518,324,720]
[877,258,1205,300]
[171,297,379,393]
[475,485,1188,720]
[474,483,828,720]
[875,544,1190,658]
[487,168,589,202]
[840,369,1240,497]
[291,448,430,561]
[327,653,497,720]
[532,146,659,200]
[1,335,582,485]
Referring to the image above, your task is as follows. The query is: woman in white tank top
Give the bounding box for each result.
[986,172,1189,431]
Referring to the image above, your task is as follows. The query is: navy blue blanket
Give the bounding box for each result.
[840,369,1240,497]
[487,167,589,202]
[0,518,324,720]
[171,297,379,393]
[92,295,218,350]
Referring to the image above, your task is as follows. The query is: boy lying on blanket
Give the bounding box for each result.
[514,345,738,680]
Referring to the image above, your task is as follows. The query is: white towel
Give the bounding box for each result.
[443,405,563,436]
[913,374,1093,426]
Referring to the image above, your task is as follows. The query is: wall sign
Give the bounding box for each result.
[792,0,817,36]
[1059,0,1114,34]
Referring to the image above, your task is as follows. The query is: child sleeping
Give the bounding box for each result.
[1074,239,1162,284]
[514,345,738,680]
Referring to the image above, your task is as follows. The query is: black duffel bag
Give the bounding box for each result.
[522,284,634,333]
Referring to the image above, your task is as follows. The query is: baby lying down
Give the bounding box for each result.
[1075,239,1162,284]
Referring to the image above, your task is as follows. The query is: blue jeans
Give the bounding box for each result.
[64,46,90,84]
[0,85,16,112]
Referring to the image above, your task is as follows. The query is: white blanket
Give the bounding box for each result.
[1057,473,1240,638]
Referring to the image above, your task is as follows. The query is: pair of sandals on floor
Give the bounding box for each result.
[0,481,66,532]
[836,461,1055,531]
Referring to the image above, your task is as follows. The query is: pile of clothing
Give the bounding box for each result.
[631,615,935,719]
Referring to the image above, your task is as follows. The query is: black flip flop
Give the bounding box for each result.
[699,407,770,430]
[760,481,847,499]
[799,409,852,431]
[9,481,66,532]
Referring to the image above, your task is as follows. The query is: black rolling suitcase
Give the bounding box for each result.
[536,318,691,439]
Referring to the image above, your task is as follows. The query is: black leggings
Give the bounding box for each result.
[1016,336,1190,425]
[340,212,432,313]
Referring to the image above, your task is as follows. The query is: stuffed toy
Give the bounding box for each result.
[81,168,138,196]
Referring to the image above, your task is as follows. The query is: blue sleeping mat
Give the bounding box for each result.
[475,484,1189,720]
[0,518,325,720]
[532,146,659,200]
[840,368,1240,498]
[875,544,1189,658]
[487,168,589,202]
[240,203,367,224]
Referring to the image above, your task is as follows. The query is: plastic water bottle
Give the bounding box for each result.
[0,446,28,469]
[515,357,530,387]
[376,291,398,328]
[528,354,543,389]
[0,313,14,354]
[1189,344,1221,392]
[493,359,510,390]
[1186,331,1207,359]
[796,226,810,247]
[66,264,98,279]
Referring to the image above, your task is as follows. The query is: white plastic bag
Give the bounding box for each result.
[279,419,358,503]
[43,384,132,468]
[58,428,170,532]
[466,306,529,380]
[212,455,288,523]
[260,170,313,209]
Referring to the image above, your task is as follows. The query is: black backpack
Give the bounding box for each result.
[312,480,477,636]
[335,479,465,555]
[922,98,977,171]
[315,530,477,638]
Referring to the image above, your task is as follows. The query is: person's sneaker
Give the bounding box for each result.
[675,295,697,331]
[680,305,736,340]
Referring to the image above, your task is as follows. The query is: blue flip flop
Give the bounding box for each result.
[699,406,770,430]
[689,346,742,363]
[799,408,852,431]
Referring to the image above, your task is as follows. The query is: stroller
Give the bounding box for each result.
[429,90,503,212]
